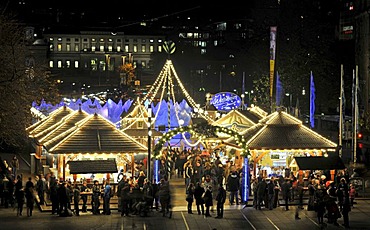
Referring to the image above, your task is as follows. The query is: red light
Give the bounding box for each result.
[358,133,363,139]
[359,143,363,149]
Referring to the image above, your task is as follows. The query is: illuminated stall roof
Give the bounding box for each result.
[68,159,118,174]
[226,110,337,150]
[47,113,148,154]
[26,105,74,136]
[212,109,259,131]
[40,109,90,150]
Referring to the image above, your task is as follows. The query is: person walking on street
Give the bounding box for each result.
[215,185,226,219]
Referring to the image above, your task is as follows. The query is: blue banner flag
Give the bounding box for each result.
[310,71,316,128]
[276,72,283,107]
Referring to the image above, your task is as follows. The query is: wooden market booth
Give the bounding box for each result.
[225,110,338,181]
[27,108,148,182]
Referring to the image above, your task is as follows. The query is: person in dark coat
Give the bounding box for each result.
[57,182,69,216]
[91,180,101,215]
[256,178,267,210]
[267,179,275,210]
[25,177,35,217]
[280,179,292,211]
[203,185,213,217]
[215,185,227,219]
[226,171,240,205]
[314,182,327,226]
[73,183,81,216]
[194,182,205,215]
[119,179,131,217]
[186,182,195,214]
[158,178,171,217]
[338,178,351,228]
[15,187,25,216]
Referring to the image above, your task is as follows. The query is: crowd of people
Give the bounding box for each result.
[0,151,359,228]
[250,169,355,228]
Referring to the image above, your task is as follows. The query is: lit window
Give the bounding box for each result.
[158,46,162,52]
[92,46,96,51]
[49,37,54,41]
[125,45,129,52]
[108,38,112,42]
[201,49,206,55]
[141,61,146,68]
[91,38,96,42]
[100,38,104,42]
[117,46,121,52]
[141,45,146,52]
[108,45,113,52]
[66,44,71,51]
[150,39,154,43]
[74,61,79,68]
[57,44,62,51]
[66,60,71,68]
[133,45,138,52]
[100,45,104,51]
[57,37,62,41]
[75,44,79,51]
[57,60,62,68]
[187,33,193,38]
[49,60,53,68]
[150,45,154,52]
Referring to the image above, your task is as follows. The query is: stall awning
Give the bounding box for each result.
[68,160,118,174]
[294,156,345,170]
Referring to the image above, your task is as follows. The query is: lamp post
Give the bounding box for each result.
[147,104,152,183]
[241,93,245,110]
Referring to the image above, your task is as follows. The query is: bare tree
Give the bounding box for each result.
[0,12,58,152]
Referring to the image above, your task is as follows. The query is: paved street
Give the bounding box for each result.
[1,199,370,230]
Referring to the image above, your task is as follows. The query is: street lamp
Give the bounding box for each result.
[241,93,245,110]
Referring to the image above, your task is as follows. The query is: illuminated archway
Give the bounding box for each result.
[152,125,249,158]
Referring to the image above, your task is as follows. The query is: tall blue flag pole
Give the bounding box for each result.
[309,71,316,129]
[276,72,283,107]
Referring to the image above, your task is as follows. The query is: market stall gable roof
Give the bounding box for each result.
[68,159,118,174]
[27,106,74,136]
[41,109,90,150]
[212,110,257,130]
[47,113,148,154]
[36,109,89,142]
[226,111,337,150]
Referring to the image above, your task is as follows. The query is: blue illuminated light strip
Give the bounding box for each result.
[242,157,249,202]
[154,159,160,184]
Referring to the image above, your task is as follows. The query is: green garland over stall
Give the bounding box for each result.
[152,125,249,158]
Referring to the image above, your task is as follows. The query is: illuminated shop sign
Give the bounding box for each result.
[210,92,241,111]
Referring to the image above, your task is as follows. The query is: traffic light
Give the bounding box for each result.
[357,132,363,139]
[358,143,363,149]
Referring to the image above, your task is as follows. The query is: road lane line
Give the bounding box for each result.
[265,216,280,230]
[240,210,257,230]
[181,211,190,230]
[302,212,320,227]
